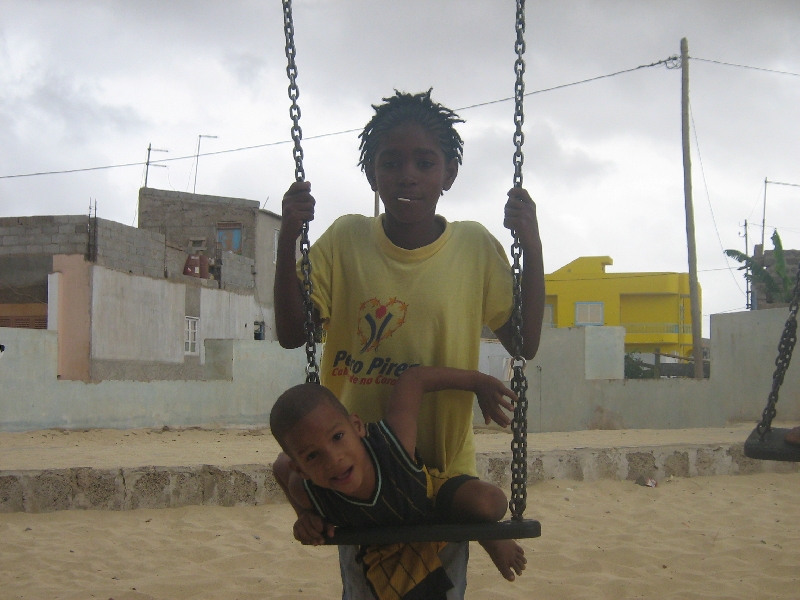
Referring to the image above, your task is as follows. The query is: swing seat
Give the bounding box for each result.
[325,519,541,546]
[744,427,800,462]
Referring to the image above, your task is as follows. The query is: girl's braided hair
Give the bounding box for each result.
[358,89,465,173]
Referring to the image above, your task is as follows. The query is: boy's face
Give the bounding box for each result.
[285,401,375,500]
[367,122,458,227]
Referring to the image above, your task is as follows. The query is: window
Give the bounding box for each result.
[185,317,199,354]
[575,302,604,326]
[217,222,243,254]
[273,228,280,264]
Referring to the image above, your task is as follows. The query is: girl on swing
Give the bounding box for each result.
[274,90,546,598]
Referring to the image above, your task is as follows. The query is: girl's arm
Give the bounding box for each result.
[274,181,321,348]
[495,186,546,361]
[385,367,517,457]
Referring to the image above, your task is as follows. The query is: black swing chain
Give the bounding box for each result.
[282,0,319,384]
[509,0,529,522]
[756,260,800,437]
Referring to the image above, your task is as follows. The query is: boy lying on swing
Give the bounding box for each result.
[271,365,526,599]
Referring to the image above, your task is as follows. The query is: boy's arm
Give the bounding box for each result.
[385,367,517,457]
[495,187,546,361]
[274,181,321,349]
[273,453,335,545]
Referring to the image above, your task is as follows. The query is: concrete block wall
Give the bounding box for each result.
[0,215,89,256]
[94,219,165,280]
[220,250,255,289]
[754,248,800,308]
[138,188,259,260]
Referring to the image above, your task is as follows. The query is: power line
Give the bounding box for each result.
[690,56,800,77]
[0,130,360,180]
[0,56,681,181]
[688,101,744,296]
[457,55,680,110]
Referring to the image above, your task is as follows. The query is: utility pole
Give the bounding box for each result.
[761,177,768,248]
[144,143,168,188]
[743,220,751,309]
[680,38,705,380]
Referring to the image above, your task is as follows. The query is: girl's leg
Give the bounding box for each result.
[786,426,800,446]
[448,479,508,523]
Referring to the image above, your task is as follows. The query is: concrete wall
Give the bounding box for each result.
[254,211,281,308]
[0,327,306,432]
[198,287,261,363]
[137,188,259,260]
[476,308,798,432]
[94,218,165,279]
[1,308,797,433]
[0,215,88,257]
[91,266,184,363]
[0,255,52,304]
[220,251,255,290]
[710,308,799,420]
[753,247,800,309]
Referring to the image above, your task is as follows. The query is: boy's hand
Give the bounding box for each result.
[280,181,316,243]
[504,187,542,255]
[293,509,335,546]
[475,375,517,428]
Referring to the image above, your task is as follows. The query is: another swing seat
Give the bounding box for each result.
[325,518,541,546]
[744,427,800,462]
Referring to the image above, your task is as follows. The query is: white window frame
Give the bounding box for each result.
[575,302,604,326]
[185,317,199,354]
[273,228,280,264]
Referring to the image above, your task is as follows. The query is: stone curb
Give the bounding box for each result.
[1,442,796,513]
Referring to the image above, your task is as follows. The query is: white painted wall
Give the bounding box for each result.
[199,287,261,363]
[1,308,797,432]
[0,327,306,432]
[91,266,184,363]
[584,326,625,380]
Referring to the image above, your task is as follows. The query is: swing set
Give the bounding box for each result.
[280,0,541,545]
[743,261,800,462]
[278,0,800,546]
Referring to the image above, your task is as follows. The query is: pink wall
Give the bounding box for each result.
[52,255,91,380]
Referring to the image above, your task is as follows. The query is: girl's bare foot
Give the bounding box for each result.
[786,426,800,447]
[479,539,526,581]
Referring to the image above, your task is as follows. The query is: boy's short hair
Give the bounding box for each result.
[270,383,349,453]
[358,89,465,173]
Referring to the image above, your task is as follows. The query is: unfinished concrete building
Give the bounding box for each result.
[0,188,288,382]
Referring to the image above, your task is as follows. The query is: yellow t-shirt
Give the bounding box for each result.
[303,214,512,476]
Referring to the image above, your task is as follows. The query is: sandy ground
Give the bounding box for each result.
[1,471,798,599]
[0,423,763,471]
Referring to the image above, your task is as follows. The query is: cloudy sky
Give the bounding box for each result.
[1,1,798,336]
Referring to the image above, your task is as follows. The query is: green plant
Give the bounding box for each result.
[624,353,655,379]
[724,229,793,303]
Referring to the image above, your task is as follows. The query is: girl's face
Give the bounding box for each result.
[367,122,458,229]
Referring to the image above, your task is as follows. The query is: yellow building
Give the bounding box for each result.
[544,256,697,357]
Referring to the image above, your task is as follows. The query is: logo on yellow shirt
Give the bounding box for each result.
[357,297,408,353]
